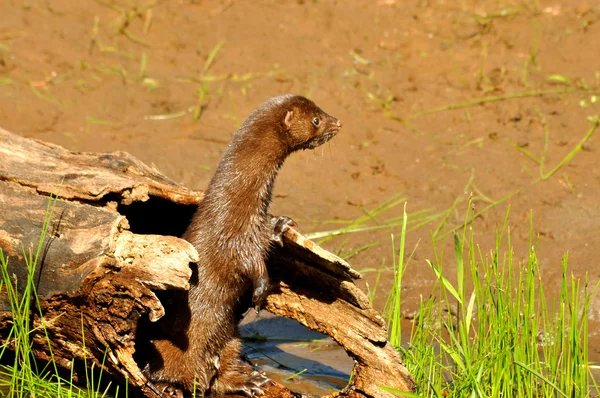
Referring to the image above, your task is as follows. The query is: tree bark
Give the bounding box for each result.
[0,127,415,397]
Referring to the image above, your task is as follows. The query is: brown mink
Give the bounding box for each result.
[142,95,341,397]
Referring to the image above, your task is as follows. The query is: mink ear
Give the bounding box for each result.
[284,110,293,129]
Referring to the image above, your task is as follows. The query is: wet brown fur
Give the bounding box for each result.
[143,95,341,396]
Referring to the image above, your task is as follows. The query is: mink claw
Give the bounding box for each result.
[251,273,270,310]
[147,381,183,398]
[248,370,270,388]
[270,215,297,247]
[239,386,264,397]
[238,371,269,397]
[146,381,165,398]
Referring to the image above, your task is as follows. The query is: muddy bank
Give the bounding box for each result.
[1,0,599,385]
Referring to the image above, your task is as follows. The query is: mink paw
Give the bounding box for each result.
[270,215,297,247]
[148,381,183,398]
[238,371,270,397]
[251,274,270,312]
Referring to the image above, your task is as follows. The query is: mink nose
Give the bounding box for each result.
[335,119,342,128]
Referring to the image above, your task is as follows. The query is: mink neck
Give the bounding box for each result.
[201,129,289,236]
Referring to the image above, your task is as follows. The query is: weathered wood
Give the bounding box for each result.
[0,128,415,397]
[0,127,202,204]
[267,229,415,397]
[0,179,197,397]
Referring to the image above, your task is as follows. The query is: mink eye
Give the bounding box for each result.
[312,117,320,127]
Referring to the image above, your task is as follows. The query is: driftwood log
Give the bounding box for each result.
[0,128,415,397]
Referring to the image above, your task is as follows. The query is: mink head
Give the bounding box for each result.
[274,95,341,152]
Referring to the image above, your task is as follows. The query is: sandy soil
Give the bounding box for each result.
[1,0,599,390]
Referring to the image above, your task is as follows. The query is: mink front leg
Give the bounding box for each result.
[251,216,297,310]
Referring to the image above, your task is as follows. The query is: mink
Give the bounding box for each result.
[142,95,341,397]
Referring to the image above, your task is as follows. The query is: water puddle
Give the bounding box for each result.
[241,311,352,395]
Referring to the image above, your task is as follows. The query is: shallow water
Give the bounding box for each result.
[240,311,352,395]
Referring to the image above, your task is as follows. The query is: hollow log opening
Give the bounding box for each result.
[240,312,354,395]
[116,196,197,238]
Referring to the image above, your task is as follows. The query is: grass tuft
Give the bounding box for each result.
[384,205,599,397]
[0,196,125,397]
